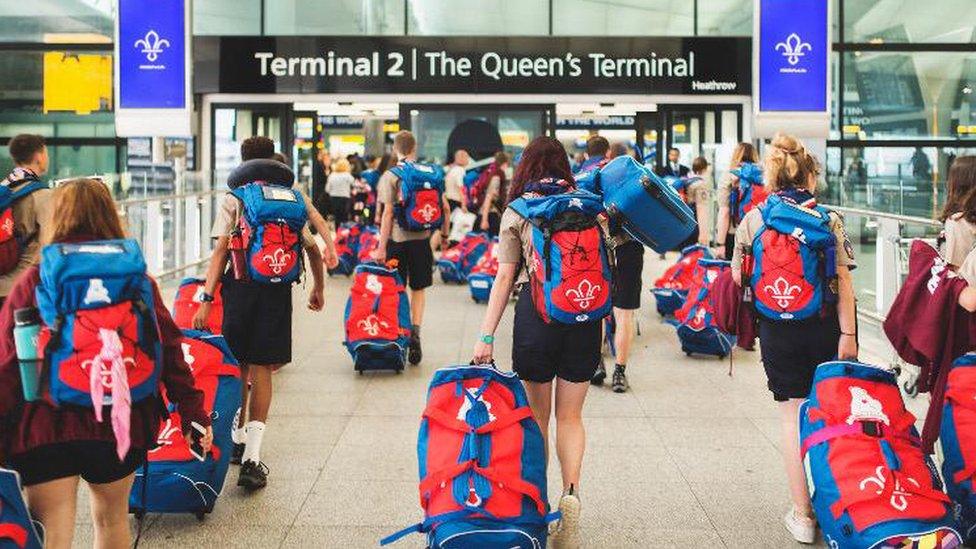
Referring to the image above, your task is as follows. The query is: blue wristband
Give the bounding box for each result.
[480,334,495,344]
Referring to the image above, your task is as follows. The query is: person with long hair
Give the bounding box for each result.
[472,136,599,548]
[939,156,976,269]
[716,142,760,258]
[478,151,510,238]
[326,157,355,225]
[731,135,858,544]
[0,178,212,549]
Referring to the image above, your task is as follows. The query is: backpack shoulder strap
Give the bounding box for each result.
[9,180,47,201]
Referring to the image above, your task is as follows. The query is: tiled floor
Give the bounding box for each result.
[68,252,868,548]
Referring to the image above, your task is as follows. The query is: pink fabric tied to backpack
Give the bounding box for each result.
[88,328,132,461]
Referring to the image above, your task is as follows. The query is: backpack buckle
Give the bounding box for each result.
[861,421,883,438]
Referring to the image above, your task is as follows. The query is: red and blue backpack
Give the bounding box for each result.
[230,183,308,284]
[437,232,490,284]
[941,353,976,545]
[0,171,47,276]
[729,162,767,225]
[330,222,362,277]
[130,330,242,516]
[508,189,612,324]
[382,364,557,548]
[344,263,412,373]
[651,244,713,317]
[0,468,42,549]
[172,278,223,334]
[391,162,445,232]
[673,259,734,358]
[747,192,838,321]
[800,360,961,548]
[356,225,379,263]
[36,239,162,409]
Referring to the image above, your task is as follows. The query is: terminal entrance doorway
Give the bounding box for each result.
[638,104,744,181]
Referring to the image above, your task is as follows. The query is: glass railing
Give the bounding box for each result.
[824,204,943,376]
[119,188,220,282]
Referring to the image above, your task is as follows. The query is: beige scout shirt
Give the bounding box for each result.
[716,172,737,234]
[686,177,711,242]
[0,186,53,297]
[497,206,536,286]
[211,190,315,247]
[377,168,431,243]
[730,206,856,281]
[942,213,976,267]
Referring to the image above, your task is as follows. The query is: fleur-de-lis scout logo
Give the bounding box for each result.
[566,279,601,310]
[858,466,920,512]
[763,276,801,309]
[81,357,136,389]
[775,33,812,66]
[416,202,438,223]
[262,248,292,275]
[134,30,170,63]
[846,386,890,426]
[357,314,389,337]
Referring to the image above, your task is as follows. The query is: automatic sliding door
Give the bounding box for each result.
[401,104,554,164]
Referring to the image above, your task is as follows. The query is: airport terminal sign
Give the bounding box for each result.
[195,37,751,95]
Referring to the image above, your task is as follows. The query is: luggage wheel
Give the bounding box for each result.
[195,512,207,522]
[133,509,146,520]
[902,378,919,398]
[358,370,364,376]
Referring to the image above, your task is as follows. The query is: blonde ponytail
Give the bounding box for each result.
[764,133,817,193]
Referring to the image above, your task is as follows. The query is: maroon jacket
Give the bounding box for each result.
[0,264,209,460]
[710,268,758,350]
[883,240,969,451]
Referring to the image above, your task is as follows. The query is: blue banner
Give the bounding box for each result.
[758,0,828,112]
[118,0,186,109]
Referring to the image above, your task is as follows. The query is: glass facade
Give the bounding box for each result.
[194,0,755,36]
[828,1,976,218]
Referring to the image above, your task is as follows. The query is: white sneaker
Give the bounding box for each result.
[549,489,582,549]
[784,506,817,544]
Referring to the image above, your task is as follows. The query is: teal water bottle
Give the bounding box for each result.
[13,307,42,401]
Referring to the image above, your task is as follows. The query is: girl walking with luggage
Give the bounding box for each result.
[938,156,976,269]
[473,136,606,549]
[731,134,858,544]
[716,142,760,258]
[0,178,212,549]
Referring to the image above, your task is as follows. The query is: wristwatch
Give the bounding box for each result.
[200,292,215,303]
[480,334,495,344]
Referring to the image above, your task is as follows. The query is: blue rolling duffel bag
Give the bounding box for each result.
[130,331,242,519]
[596,155,697,253]
[0,468,42,548]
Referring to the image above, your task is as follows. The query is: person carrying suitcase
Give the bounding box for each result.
[473,136,610,549]
[193,137,334,492]
[0,178,211,549]
[730,134,858,544]
[373,131,451,366]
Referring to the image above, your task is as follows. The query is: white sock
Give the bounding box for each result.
[241,421,266,464]
[232,426,247,445]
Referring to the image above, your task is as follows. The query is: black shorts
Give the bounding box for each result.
[512,286,601,383]
[758,316,840,401]
[9,442,146,487]
[222,276,294,365]
[724,232,736,262]
[388,238,434,291]
[612,240,644,310]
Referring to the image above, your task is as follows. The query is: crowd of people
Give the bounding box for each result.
[1,127,974,547]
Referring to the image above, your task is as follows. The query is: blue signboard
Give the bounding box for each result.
[118,0,186,109]
[758,0,828,112]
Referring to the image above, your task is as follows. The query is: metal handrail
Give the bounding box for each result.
[822,204,942,228]
[116,189,221,208]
